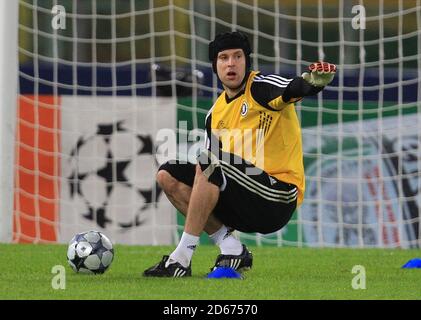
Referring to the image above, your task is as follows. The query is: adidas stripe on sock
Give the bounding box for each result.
[168,232,199,268]
[209,225,243,255]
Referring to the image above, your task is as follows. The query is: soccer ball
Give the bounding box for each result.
[67,230,114,274]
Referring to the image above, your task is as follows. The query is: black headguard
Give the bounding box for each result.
[208,31,251,73]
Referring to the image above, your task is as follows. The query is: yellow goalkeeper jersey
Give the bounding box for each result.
[206,71,305,205]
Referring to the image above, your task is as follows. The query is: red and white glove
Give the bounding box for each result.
[302,61,336,87]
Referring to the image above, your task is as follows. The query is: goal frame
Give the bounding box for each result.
[0,1,19,242]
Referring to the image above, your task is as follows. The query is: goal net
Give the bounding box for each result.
[10,0,421,247]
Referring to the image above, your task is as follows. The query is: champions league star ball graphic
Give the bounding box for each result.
[67,230,114,274]
[67,121,162,229]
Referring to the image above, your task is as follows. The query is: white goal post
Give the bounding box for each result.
[0,1,19,242]
[3,0,421,247]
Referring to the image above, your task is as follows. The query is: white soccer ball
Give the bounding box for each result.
[67,230,114,274]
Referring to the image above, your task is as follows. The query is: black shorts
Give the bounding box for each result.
[159,151,297,234]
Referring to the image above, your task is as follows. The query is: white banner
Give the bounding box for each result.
[59,96,176,245]
[301,113,421,248]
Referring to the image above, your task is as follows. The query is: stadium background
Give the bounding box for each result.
[11,0,420,248]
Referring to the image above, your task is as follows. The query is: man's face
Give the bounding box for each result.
[216,49,246,90]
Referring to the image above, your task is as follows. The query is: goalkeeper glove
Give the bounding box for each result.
[302,61,336,87]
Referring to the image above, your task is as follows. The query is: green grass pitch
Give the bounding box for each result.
[1,243,420,300]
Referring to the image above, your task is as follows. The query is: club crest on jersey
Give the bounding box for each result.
[217,120,225,129]
[240,102,248,117]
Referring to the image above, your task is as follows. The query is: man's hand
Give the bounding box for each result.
[301,61,336,87]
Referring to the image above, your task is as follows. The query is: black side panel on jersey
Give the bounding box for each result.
[205,111,222,154]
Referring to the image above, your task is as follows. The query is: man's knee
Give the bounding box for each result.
[156,170,176,193]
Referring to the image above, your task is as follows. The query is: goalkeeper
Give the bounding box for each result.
[144,31,336,277]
